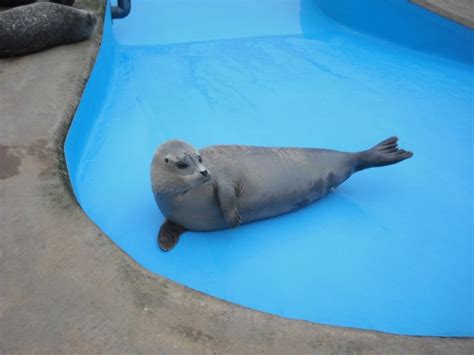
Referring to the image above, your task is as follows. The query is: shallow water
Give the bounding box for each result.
[66,0,473,336]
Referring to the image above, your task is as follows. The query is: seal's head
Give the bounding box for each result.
[151,140,211,199]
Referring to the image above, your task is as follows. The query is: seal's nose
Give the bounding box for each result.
[200,170,208,177]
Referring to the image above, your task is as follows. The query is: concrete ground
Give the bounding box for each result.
[1,0,473,353]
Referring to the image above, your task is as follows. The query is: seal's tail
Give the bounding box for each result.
[355,136,413,172]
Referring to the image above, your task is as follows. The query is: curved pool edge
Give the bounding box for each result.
[313,0,473,64]
[1,1,473,354]
[411,0,474,28]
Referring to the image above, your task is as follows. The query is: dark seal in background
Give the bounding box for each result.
[0,2,95,57]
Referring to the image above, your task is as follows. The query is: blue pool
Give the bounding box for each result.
[66,0,473,336]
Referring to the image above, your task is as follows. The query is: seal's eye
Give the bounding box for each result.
[198,156,202,163]
[165,158,169,163]
[176,162,188,169]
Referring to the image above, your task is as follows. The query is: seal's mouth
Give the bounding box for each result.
[201,173,212,183]
[189,172,211,190]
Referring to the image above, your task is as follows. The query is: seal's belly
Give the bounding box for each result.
[238,172,339,223]
[157,182,227,231]
[235,153,354,223]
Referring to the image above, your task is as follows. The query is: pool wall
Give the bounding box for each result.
[66,4,116,189]
[314,0,473,63]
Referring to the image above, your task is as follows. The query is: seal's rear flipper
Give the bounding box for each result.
[158,220,187,251]
[355,136,413,172]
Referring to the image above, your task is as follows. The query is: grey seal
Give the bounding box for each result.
[0,2,95,57]
[151,137,413,251]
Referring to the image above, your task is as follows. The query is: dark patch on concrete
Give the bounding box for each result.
[0,139,75,217]
[27,140,70,209]
[0,144,21,180]
[53,111,82,208]
[39,177,76,212]
[172,324,213,344]
[26,139,49,162]
[5,138,77,212]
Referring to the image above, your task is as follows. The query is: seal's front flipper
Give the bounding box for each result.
[216,182,241,228]
[158,220,187,251]
[355,136,413,171]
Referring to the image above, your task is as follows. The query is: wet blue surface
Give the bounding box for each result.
[66,0,473,336]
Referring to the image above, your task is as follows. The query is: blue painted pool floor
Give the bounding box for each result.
[71,1,473,336]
